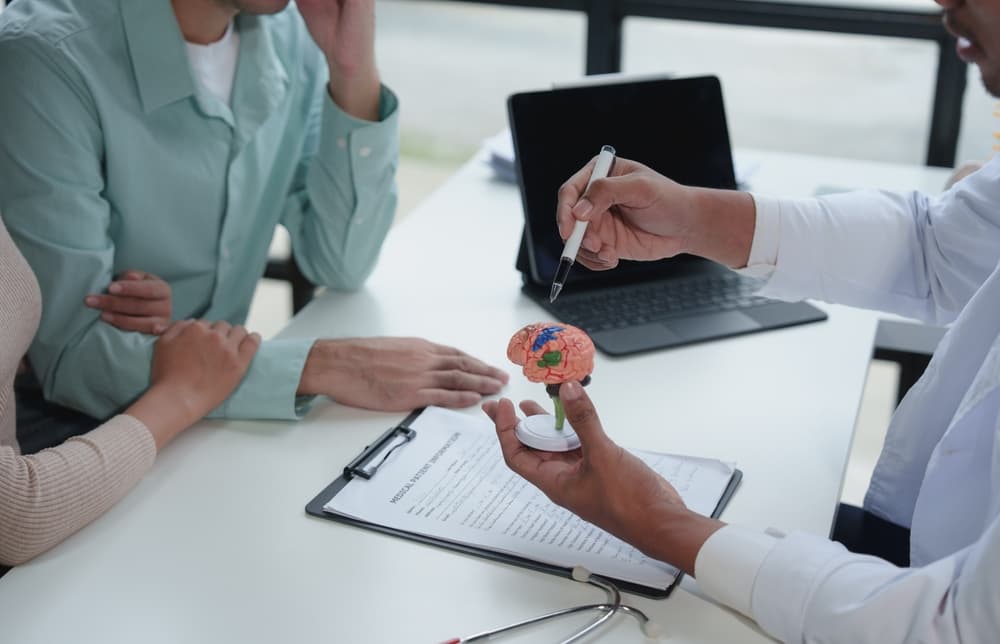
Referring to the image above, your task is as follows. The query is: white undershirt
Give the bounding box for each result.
[185,21,240,106]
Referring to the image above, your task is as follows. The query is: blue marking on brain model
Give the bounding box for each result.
[531,326,564,353]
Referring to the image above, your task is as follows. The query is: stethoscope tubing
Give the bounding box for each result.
[454,574,656,643]
[561,575,622,644]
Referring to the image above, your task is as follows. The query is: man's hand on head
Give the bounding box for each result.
[297,0,381,120]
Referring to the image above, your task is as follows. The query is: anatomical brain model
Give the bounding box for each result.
[507,322,594,430]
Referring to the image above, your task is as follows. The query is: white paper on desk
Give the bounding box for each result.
[325,406,735,590]
[482,129,516,183]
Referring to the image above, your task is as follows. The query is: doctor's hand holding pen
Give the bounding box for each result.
[556,156,757,272]
[482,382,725,577]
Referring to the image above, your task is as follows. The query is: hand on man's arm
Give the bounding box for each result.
[85,270,172,335]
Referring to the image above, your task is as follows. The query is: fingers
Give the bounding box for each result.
[559,381,611,452]
[224,324,262,364]
[484,398,538,476]
[519,400,548,417]
[88,272,172,335]
[99,312,169,335]
[575,175,632,226]
[116,269,157,282]
[421,388,485,409]
[574,246,619,271]
[556,159,598,240]
[436,351,510,385]
[211,320,233,335]
[86,293,169,317]
[413,349,512,408]
[106,278,170,300]
[238,331,262,363]
[160,319,195,341]
[227,324,248,344]
[431,369,506,397]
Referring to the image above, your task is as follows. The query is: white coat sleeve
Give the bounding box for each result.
[694,517,1000,644]
[744,157,1000,325]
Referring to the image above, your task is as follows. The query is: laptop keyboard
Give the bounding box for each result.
[549,273,771,332]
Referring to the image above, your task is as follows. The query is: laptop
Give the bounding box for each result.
[508,75,826,356]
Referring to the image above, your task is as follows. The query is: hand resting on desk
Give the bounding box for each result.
[299,337,509,411]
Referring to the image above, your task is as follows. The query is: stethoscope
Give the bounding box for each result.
[442,567,664,643]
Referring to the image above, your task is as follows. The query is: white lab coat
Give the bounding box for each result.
[694,156,1000,643]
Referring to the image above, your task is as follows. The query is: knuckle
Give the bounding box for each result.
[567,404,597,426]
[439,370,464,389]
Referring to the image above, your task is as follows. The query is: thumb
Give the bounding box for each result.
[573,174,639,222]
[559,381,611,452]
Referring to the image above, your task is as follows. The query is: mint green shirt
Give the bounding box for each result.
[0,0,399,420]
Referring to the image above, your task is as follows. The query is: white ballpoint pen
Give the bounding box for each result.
[550,144,616,303]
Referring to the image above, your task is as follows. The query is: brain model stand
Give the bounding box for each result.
[506,323,595,452]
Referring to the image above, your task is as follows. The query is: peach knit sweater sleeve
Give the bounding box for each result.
[0,219,156,566]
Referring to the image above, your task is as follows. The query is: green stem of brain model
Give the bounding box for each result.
[551,395,566,431]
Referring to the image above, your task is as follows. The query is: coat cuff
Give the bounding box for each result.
[694,524,781,617]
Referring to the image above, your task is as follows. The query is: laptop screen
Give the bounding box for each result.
[508,75,737,289]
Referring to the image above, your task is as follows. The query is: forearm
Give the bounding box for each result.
[746,528,996,643]
[285,85,399,291]
[327,60,381,122]
[124,385,200,450]
[683,188,756,270]
[617,502,726,576]
[0,416,155,566]
[297,338,344,398]
[206,338,315,420]
[747,184,1000,323]
[29,326,153,420]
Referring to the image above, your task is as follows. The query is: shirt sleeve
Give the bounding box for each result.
[280,74,401,292]
[0,35,315,422]
[0,415,156,566]
[694,519,1000,643]
[734,193,781,279]
[743,158,1000,325]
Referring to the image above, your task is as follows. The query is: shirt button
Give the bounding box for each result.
[221,249,231,260]
[337,138,347,149]
[359,146,372,158]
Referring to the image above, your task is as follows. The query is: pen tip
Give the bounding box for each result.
[549,284,562,303]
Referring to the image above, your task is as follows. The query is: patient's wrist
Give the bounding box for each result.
[125,384,200,449]
[298,339,345,397]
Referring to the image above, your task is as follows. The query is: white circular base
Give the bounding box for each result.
[515,415,580,452]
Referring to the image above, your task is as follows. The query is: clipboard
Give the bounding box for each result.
[306,408,743,599]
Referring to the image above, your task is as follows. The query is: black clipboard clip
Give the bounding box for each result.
[344,424,416,480]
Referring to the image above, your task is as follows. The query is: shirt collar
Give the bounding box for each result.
[230,14,290,139]
[120,0,196,113]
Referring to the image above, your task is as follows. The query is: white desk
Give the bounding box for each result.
[0,151,950,643]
